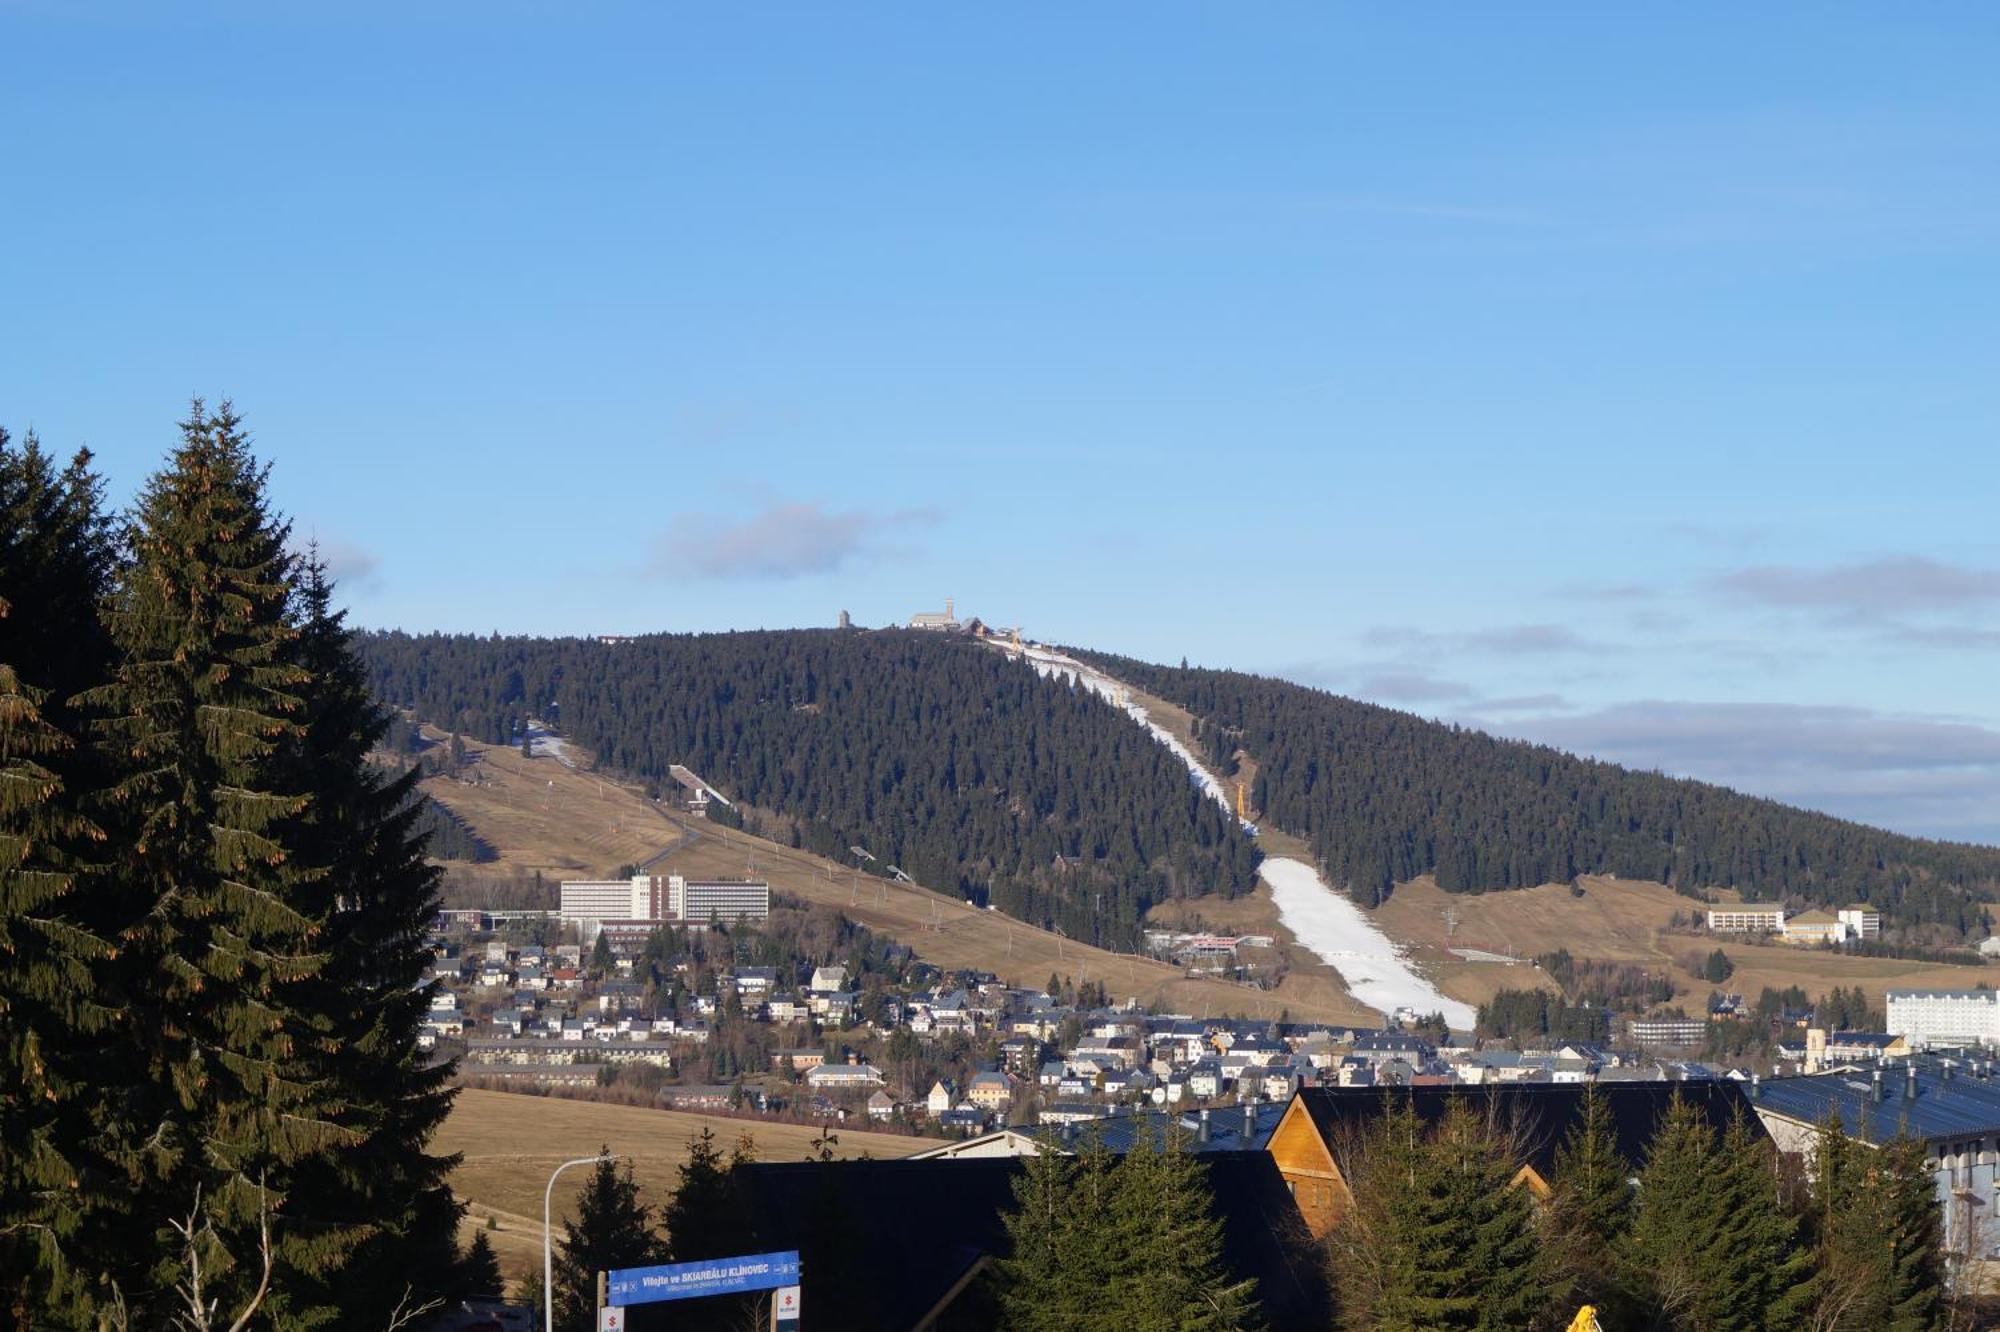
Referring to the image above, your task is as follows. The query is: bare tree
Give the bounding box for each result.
[382,1285,446,1332]
[167,1175,274,1332]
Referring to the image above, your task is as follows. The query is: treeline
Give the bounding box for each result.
[1477,990,1613,1045]
[1323,1090,1943,1331]
[1072,651,2000,936]
[355,629,1262,948]
[1536,949,1676,1013]
[411,789,500,862]
[0,412,477,1325]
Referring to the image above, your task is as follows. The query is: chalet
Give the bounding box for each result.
[866,1090,897,1122]
[927,1080,955,1116]
[1264,1082,1754,1238]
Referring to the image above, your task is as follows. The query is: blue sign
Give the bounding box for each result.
[607,1251,802,1306]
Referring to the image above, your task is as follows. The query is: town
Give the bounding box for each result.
[412,866,2000,1277]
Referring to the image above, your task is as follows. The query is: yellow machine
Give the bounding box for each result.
[1567,1307,1603,1332]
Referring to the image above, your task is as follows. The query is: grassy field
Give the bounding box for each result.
[417,729,683,879]
[438,1089,921,1285]
[1373,873,1991,1015]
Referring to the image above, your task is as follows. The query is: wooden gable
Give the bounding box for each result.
[1267,1093,1350,1237]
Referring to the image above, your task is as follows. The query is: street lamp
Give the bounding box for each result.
[544,1154,604,1332]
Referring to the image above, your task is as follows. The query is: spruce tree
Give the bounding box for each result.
[1334,1096,1547,1332]
[1109,1121,1258,1330]
[995,1127,1125,1331]
[1622,1093,1718,1327]
[1875,1136,1946,1331]
[1709,1111,1815,1330]
[1546,1083,1635,1321]
[457,1230,503,1300]
[996,1134,1078,1332]
[83,401,344,1323]
[258,554,462,1323]
[553,1151,664,1332]
[659,1125,749,1261]
[1624,1096,1814,1332]
[1810,1117,1944,1332]
[0,431,120,1324]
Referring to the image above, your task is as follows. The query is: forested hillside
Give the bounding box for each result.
[356,630,1259,946]
[1074,652,2000,938]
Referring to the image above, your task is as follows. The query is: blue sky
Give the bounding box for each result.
[5,4,1999,840]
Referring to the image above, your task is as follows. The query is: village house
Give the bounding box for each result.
[807,1060,886,1090]
[968,1070,1014,1111]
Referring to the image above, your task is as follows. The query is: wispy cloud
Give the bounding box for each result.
[1488,699,2000,843]
[1716,556,2000,617]
[647,499,941,582]
[1367,622,1612,656]
[291,535,382,592]
[1352,670,1477,703]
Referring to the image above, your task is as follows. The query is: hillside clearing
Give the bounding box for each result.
[415,728,682,878]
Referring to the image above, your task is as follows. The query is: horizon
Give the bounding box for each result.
[6,4,1998,841]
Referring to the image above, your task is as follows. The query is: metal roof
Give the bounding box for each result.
[1756,1060,2000,1144]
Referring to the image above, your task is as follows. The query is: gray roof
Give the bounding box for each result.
[1757,1060,2000,1144]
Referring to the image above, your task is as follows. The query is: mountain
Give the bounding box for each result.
[1072,650,2000,939]
[356,629,1260,948]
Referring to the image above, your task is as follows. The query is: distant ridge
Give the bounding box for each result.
[1071,650,2000,939]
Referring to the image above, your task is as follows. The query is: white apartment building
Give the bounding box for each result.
[674,875,770,925]
[559,873,769,934]
[1837,906,1882,939]
[1707,906,1786,934]
[1887,989,2000,1050]
[558,875,658,927]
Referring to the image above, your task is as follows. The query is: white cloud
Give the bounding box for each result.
[648,499,941,582]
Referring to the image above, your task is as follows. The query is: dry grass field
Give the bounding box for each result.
[438,1089,921,1285]
[417,730,683,878]
[1374,873,1991,1015]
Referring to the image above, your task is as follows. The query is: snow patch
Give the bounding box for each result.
[1261,857,1478,1029]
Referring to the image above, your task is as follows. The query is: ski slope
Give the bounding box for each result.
[1260,857,1477,1028]
[998,639,1474,1027]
